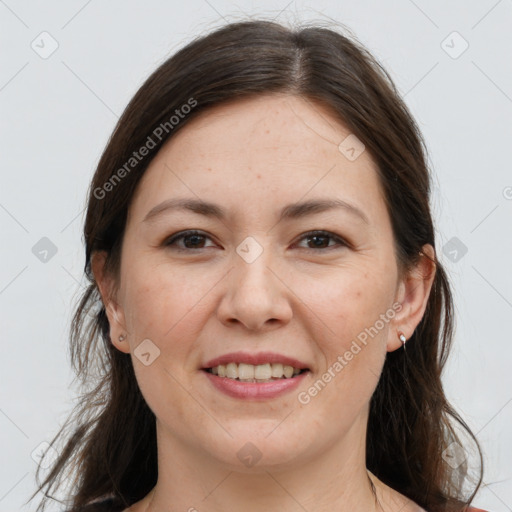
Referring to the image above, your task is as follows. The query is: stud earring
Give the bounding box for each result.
[118,333,126,341]
[398,331,406,350]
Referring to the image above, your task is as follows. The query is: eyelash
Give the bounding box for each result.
[163,229,349,252]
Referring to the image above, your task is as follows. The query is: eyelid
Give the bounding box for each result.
[293,230,349,250]
[163,229,349,251]
[164,230,217,250]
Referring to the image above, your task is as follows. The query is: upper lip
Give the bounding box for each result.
[202,351,310,370]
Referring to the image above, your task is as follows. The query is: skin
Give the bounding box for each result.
[92,93,435,512]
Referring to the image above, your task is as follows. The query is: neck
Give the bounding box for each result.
[144,417,383,512]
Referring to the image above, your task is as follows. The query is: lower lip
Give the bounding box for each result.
[202,370,309,400]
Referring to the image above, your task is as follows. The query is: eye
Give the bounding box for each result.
[294,230,348,251]
[163,229,349,252]
[164,230,216,251]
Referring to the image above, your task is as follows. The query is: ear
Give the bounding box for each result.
[90,251,130,354]
[387,244,436,352]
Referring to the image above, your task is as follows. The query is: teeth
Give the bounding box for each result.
[271,363,283,378]
[226,362,237,379]
[208,362,304,380]
[254,363,271,380]
[238,363,255,380]
[283,365,294,378]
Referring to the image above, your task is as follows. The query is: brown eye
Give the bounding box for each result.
[295,231,348,251]
[164,230,215,250]
[163,229,348,253]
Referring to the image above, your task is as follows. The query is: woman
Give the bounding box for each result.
[30,19,487,512]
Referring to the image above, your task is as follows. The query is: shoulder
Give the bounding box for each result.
[64,497,127,512]
[408,506,489,512]
[417,506,489,512]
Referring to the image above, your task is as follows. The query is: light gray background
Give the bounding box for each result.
[1,1,511,511]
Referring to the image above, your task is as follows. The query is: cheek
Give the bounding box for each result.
[306,266,394,346]
[121,259,215,340]
[119,262,211,416]
[302,266,392,399]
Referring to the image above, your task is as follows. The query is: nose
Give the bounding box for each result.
[216,241,293,332]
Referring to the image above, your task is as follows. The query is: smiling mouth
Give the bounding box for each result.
[203,362,310,382]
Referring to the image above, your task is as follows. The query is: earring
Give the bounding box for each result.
[118,333,126,341]
[398,331,406,350]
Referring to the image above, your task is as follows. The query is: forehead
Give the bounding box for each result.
[128,93,386,226]
[162,93,356,161]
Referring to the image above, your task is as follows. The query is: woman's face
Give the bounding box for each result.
[97,93,432,471]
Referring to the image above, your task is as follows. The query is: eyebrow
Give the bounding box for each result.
[142,197,369,225]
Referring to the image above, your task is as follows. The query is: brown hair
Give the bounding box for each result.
[29,19,483,512]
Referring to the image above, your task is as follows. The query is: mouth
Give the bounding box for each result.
[202,363,310,383]
[201,362,311,400]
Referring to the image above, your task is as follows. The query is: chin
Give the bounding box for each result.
[202,427,312,472]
